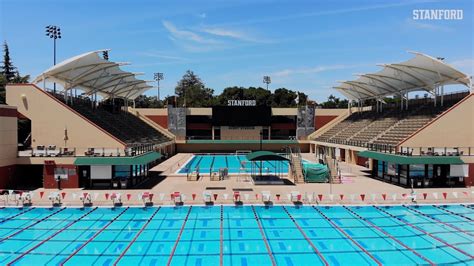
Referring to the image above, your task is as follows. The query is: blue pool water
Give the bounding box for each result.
[178,154,292,174]
[0,204,473,265]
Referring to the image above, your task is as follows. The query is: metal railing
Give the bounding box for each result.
[18,143,169,158]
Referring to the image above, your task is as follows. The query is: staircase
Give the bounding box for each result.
[325,156,341,184]
[290,155,305,183]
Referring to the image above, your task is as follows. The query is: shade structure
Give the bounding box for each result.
[334,51,471,100]
[357,151,463,165]
[75,151,161,166]
[246,151,289,161]
[33,50,153,100]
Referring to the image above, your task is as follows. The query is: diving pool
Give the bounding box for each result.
[0,204,473,265]
[177,154,293,174]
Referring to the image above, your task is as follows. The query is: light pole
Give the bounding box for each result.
[263,75,271,90]
[45,25,61,93]
[154,72,164,101]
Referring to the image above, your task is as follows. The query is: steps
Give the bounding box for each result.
[290,155,305,184]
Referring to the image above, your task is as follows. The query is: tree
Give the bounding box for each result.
[0,42,30,104]
[272,88,297,107]
[175,70,214,107]
[1,42,16,82]
[319,94,348,108]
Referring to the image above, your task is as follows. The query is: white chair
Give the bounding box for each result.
[290,191,301,202]
[261,191,271,202]
[19,192,32,205]
[233,192,241,202]
[141,192,154,205]
[173,192,183,204]
[79,192,92,206]
[111,193,122,205]
[48,192,61,205]
[202,191,212,204]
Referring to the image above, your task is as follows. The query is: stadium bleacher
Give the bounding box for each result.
[49,92,171,146]
[314,91,469,149]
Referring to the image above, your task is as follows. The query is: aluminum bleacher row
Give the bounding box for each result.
[314,92,469,148]
[50,92,171,146]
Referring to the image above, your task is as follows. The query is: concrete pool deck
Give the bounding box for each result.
[1,153,473,207]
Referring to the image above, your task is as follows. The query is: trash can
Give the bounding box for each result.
[120,179,128,189]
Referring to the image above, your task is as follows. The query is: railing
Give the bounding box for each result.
[18,143,172,158]
[398,146,473,156]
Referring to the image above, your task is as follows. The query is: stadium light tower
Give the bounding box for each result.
[45,25,61,93]
[263,75,271,90]
[154,72,164,101]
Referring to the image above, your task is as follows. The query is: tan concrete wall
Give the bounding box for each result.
[177,142,309,153]
[272,108,297,116]
[131,108,167,116]
[399,94,474,150]
[314,108,347,116]
[6,84,125,154]
[187,108,212,116]
[0,105,17,167]
[221,126,263,140]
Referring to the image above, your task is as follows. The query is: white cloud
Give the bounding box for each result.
[162,20,217,44]
[198,13,207,19]
[272,64,363,78]
[199,26,264,43]
[137,51,187,61]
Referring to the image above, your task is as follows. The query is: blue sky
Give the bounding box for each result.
[1,0,472,102]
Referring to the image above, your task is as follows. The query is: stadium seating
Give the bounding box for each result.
[49,92,171,146]
[314,91,468,149]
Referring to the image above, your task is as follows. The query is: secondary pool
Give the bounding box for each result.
[177,154,292,175]
[0,204,472,265]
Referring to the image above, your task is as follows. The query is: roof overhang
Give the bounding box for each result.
[74,151,161,166]
[246,151,290,161]
[358,151,463,165]
[335,51,471,101]
[33,50,152,100]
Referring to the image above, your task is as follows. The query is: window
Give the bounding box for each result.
[114,165,130,178]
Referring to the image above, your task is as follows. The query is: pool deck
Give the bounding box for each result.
[2,153,473,207]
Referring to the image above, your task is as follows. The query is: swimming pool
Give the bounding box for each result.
[0,204,472,265]
[177,154,292,174]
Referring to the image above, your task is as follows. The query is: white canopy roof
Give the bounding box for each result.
[334,51,471,100]
[33,50,153,100]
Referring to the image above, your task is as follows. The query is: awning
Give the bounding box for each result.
[74,151,161,166]
[335,51,470,101]
[33,50,153,100]
[358,151,463,165]
[246,151,289,161]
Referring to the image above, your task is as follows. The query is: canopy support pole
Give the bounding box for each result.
[441,85,444,106]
